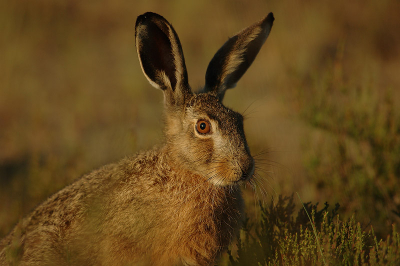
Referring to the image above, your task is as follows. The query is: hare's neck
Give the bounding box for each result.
[164,165,244,258]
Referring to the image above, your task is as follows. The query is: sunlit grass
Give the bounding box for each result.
[227,195,400,265]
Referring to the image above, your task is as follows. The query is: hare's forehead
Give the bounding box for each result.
[185,95,243,126]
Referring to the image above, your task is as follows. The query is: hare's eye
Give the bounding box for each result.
[196,120,211,134]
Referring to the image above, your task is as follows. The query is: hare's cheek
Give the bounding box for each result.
[182,130,214,165]
[194,138,214,164]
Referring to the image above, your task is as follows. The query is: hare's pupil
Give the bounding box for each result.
[200,122,206,130]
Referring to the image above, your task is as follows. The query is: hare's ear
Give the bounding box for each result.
[204,13,274,101]
[135,12,191,106]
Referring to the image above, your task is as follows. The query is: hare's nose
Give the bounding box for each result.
[239,157,255,181]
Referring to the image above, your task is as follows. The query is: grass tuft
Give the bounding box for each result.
[227,195,400,265]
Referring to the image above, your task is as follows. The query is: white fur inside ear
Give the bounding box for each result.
[136,26,158,89]
[220,26,262,91]
[143,70,162,89]
[167,24,184,90]
[159,71,172,90]
[136,23,183,91]
[136,45,170,90]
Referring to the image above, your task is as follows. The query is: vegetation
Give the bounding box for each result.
[1,0,399,264]
[227,195,400,265]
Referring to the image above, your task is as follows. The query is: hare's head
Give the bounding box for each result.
[135,12,274,186]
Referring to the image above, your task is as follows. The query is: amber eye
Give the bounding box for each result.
[196,120,211,134]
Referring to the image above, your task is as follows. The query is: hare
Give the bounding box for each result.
[0,11,274,266]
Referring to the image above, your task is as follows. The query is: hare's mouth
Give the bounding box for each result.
[207,160,255,187]
[239,162,255,182]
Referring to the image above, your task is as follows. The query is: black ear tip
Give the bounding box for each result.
[136,12,167,39]
[136,13,148,29]
[265,12,275,25]
[136,12,165,26]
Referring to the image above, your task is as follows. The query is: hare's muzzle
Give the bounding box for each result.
[238,155,255,182]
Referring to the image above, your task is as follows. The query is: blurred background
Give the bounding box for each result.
[1,0,399,242]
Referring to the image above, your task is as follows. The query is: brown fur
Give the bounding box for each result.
[0,12,274,265]
[1,148,242,265]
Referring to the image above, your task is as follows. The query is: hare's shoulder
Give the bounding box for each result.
[36,146,167,214]
[1,148,165,240]
[64,146,168,190]
[117,147,170,178]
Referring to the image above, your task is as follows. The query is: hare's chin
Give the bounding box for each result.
[207,174,251,187]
